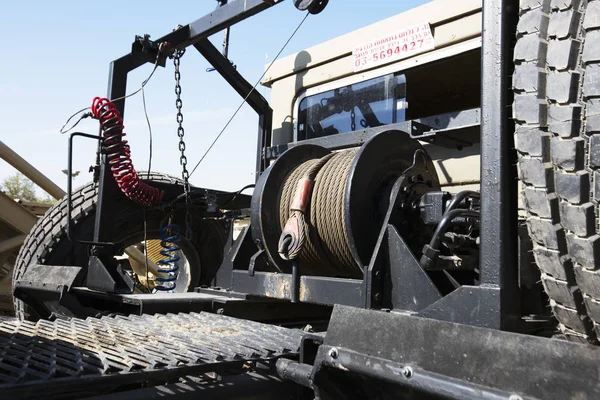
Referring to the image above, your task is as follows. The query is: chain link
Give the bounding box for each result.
[350,107,356,131]
[174,49,192,240]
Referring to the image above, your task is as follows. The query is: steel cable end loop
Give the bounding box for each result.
[279,177,314,260]
[279,216,301,260]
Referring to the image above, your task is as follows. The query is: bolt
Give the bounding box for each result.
[402,366,413,378]
[374,270,381,277]
[328,348,338,359]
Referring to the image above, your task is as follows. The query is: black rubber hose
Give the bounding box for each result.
[445,190,480,214]
[420,209,480,269]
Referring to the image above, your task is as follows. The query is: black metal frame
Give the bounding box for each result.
[221,0,521,331]
[96,4,278,220]
[87,0,280,286]
[68,0,519,331]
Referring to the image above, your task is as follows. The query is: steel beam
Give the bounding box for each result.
[0,191,38,234]
[188,0,281,43]
[0,141,66,200]
[478,0,519,327]
[0,234,27,254]
[193,39,270,114]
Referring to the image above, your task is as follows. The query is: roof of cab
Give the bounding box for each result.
[261,0,482,86]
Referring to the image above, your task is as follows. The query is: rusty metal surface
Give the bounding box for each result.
[0,312,305,398]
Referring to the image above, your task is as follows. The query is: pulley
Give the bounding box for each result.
[293,0,329,14]
[251,130,440,278]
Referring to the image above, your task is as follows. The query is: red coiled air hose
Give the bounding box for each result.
[91,97,163,207]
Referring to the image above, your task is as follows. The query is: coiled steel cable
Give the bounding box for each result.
[279,149,361,276]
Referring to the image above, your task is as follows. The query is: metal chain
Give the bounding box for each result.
[174,49,192,240]
[350,107,356,131]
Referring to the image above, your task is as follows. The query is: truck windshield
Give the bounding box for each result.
[297,74,406,141]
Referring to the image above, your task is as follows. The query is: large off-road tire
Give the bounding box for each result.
[13,172,227,321]
[514,0,600,343]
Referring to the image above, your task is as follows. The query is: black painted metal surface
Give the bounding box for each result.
[13,265,84,320]
[316,305,600,400]
[346,130,438,271]
[264,108,482,160]
[479,0,520,328]
[0,312,304,399]
[231,270,365,307]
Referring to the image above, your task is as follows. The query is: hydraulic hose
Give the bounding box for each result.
[91,97,163,206]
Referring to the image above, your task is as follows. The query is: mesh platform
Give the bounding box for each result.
[0,312,305,399]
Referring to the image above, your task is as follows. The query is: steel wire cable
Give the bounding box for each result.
[279,149,360,276]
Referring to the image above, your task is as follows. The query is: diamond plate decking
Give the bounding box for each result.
[0,312,305,399]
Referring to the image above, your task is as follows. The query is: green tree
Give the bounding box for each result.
[1,173,38,201]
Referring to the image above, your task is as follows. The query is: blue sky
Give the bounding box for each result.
[0,0,431,195]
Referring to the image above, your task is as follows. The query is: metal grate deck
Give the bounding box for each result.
[0,312,305,399]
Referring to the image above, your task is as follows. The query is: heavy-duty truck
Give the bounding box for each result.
[3,0,600,398]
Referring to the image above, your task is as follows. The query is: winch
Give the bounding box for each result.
[249,130,480,297]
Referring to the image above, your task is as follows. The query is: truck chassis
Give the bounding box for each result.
[4,0,600,399]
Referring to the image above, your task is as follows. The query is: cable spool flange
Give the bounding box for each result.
[251,130,439,278]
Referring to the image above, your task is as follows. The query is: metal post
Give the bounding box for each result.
[479,0,519,327]
[256,109,273,179]
[92,60,129,246]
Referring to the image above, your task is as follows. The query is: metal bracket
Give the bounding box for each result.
[131,34,173,67]
[87,255,135,294]
[13,264,84,319]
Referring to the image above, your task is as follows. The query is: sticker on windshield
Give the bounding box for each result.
[352,22,435,72]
